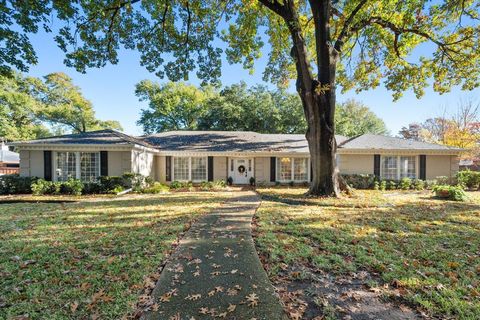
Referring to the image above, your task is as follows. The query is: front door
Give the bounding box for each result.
[230,158,253,184]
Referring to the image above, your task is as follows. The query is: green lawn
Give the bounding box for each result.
[254,188,480,319]
[0,193,229,319]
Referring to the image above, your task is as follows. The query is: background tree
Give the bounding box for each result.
[136,81,213,133]
[335,100,388,137]
[399,100,480,153]
[38,73,123,133]
[0,72,50,141]
[3,1,479,195]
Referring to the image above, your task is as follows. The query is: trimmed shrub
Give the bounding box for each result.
[31,179,60,195]
[82,182,103,194]
[399,177,412,190]
[142,182,169,194]
[341,174,376,189]
[170,181,193,190]
[387,180,397,190]
[97,176,125,192]
[0,174,37,194]
[433,185,467,201]
[59,179,84,195]
[249,177,255,186]
[380,180,387,191]
[456,170,480,190]
[413,179,425,190]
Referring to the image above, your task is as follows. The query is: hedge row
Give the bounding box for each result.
[0,174,228,195]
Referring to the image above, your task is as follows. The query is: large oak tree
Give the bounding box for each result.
[2,0,479,195]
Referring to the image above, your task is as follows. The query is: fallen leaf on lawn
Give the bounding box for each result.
[169,313,180,320]
[70,301,79,313]
[246,293,259,307]
[230,269,238,274]
[217,312,227,318]
[185,294,202,301]
[227,304,236,312]
[215,286,224,292]
[208,290,216,297]
[199,307,209,315]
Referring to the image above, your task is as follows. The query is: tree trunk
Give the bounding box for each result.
[304,95,340,196]
[267,0,342,197]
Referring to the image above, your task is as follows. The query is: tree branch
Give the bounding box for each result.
[256,0,286,17]
[334,0,368,52]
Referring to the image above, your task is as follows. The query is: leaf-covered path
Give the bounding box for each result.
[142,191,287,320]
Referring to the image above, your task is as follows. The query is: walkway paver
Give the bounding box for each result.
[142,191,287,320]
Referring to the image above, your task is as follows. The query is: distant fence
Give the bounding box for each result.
[0,167,19,175]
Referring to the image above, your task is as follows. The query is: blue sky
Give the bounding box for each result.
[24,28,479,137]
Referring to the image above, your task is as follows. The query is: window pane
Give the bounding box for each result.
[174,157,189,181]
[80,152,99,182]
[400,156,416,179]
[381,156,397,180]
[277,157,292,181]
[56,152,76,181]
[191,157,207,181]
[294,158,308,181]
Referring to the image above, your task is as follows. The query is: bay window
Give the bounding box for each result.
[381,155,417,180]
[173,156,207,182]
[55,152,100,182]
[277,157,309,182]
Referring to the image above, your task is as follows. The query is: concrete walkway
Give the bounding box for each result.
[142,191,287,320]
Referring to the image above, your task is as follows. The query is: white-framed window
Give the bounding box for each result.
[191,157,207,181]
[294,158,309,181]
[400,156,416,179]
[173,157,190,181]
[55,151,101,182]
[172,156,208,182]
[278,157,292,181]
[80,152,100,182]
[56,152,77,182]
[277,157,309,182]
[381,155,417,180]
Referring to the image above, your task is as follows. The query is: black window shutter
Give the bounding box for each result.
[208,156,214,181]
[374,154,381,178]
[44,151,52,181]
[419,155,426,180]
[166,156,172,181]
[100,151,108,176]
[270,157,276,182]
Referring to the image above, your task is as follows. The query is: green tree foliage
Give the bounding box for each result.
[0,72,122,140]
[198,83,305,133]
[335,100,389,137]
[38,72,123,133]
[3,0,478,195]
[138,81,386,136]
[136,81,213,133]
[0,72,50,141]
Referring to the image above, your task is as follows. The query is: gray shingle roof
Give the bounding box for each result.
[338,134,462,151]
[14,130,460,153]
[14,129,154,149]
[141,131,348,153]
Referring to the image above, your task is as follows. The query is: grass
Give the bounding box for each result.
[254,188,480,319]
[0,192,230,319]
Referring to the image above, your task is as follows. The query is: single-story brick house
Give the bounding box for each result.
[12,129,462,184]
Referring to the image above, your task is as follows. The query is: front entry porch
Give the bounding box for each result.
[228,157,254,185]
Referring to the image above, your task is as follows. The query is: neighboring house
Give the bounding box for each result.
[0,141,20,175]
[12,129,462,184]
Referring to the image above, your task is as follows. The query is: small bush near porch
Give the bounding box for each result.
[0,193,229,319]
[254,188,480,319]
